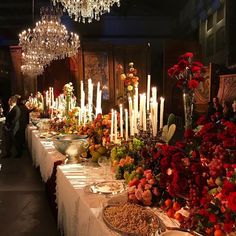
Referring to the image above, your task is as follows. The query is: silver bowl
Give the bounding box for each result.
[53,134,88,164]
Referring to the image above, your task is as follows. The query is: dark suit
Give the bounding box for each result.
[18,103,30,149]
[4,105,21,157]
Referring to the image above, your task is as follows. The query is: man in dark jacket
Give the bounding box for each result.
[3,96,21,158]
[17,97,30,150]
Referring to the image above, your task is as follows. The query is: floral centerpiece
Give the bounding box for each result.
[126,117,236,235]
[117,62,139,99]
[168,52,205,129]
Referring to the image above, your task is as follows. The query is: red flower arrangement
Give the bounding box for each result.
[167,52,205,92]
[126,117,236,235]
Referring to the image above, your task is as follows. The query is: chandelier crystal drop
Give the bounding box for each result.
[51,0,120,23]
[19,6,80,76]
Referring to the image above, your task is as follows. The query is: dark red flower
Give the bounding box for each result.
[209,213,217,223]
[181,52,194,59]
[188,79,199,89]
[178,59,189,70]
[191,163,202,173]
[175,141,186,149]
[192,61,203,67]
[223,138,236,148]
[227,192,236,211]
[222,180,236,194]
[223,222,234,233]
[196,115,207,125]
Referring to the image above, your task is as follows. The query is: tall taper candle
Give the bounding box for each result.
[114,110,118,143]
[110,109,114,142]
[160,97,165,129]
[147,75,151,111]
[119,104,123,138]
[125,109,128,141]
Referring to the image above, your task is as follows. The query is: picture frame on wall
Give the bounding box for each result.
[195,63,212,113]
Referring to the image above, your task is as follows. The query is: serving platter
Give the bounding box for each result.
[89,181,125,195]
[102,202,162,236]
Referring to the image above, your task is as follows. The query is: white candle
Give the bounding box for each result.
[160,97,165,129]
[96,82,100,116]
[139,94,143,127]
[81,81,84,110]
[125,109,128,141]
[152,87,157,103]
[110,109,114,142]
[119,104,123,138]
[143,94,147,131]
[51,87,54,107]
[147,75,151,112]
[114,110,118,143]
[131,110,134,136]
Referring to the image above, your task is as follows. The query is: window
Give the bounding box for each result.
[207,14,213,31]
[217,4,224,22]
[216,27,225,51]
[206,34,214,56]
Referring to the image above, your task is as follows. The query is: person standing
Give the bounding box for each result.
[3,96,21,158]
[17,97,30,151]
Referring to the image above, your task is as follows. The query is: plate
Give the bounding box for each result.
[103,202,161,236]
[160,230,194,236]
[89,181,125,195]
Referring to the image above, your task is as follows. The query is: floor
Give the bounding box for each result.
[0,129,60,236]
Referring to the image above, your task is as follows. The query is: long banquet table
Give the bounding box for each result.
[26,125,65,182]
[26,124,181,236]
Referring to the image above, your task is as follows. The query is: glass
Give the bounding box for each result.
[183,91,194,130]
[98,156,111,180]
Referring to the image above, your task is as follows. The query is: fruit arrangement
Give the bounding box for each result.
[127,168,161,206]
[110,138,144,179]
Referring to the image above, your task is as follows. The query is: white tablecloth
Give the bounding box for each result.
[56,164,120,236]
[26,125,65,182]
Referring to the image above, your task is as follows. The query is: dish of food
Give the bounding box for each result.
[89,181,125,194]
[103,202,160,235]
[160,230,194,236]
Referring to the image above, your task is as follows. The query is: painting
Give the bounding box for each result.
[217,74,236,102]
[195,63,212,113]
[83,51,110,100]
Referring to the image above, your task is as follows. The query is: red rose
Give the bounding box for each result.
[223,222,234,233]
[227,192,236,211]
[222,180,236,194]
[209,213,217,223]
[200,197,208,205]
[192,61,203,67]
[223,138,236,148]
[191,163,201,173]
[175,141,186,149]
[191,65,201,73]
[196,115,207,125]
[188,79,199,89]
[160,157,169,170]
[181,52,194,59]
[178,59,189,70]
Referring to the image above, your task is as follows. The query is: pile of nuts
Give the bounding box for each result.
[103,202,159,235]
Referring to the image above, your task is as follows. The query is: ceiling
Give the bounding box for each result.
[0,0,188,45]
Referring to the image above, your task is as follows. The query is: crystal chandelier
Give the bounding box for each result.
[51,0,120,23]
[19,6,80,76]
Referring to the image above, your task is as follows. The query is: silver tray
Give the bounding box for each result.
[87,181,125,195]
